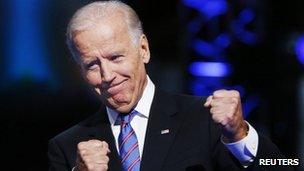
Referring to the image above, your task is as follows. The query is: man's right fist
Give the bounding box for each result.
[75,140,110,171]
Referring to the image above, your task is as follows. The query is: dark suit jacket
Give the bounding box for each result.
[48,89,294,171]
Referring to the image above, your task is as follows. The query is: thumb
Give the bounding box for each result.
[204,95,213,107]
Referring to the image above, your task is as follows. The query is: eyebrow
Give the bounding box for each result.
[81,56,98,64]
[80,48,126,62]
[105,50,125,57]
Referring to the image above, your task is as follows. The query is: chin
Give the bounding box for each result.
[105,97,133,113]
[115,104,133,113]
[104,92,138,113]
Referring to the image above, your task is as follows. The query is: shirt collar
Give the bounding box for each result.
[106,75,155,125]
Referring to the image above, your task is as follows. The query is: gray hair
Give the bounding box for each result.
[66,0,143,62]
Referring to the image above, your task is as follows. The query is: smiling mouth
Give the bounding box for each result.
[106,80,127,95]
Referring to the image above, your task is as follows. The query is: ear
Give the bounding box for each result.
[139,34,150,64]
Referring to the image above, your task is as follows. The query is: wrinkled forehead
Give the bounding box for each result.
[72,21,132,56]
[73,15,130,43]
[73,11,128,36]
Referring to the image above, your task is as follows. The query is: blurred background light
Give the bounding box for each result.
[239,9,255,24]
[230,21,258,45]
[230,8,258,45]
[214,33,231,48]
[193,39,221,58]
[189,61,232,77]
[182,0,228,19]
[295,35,304,65]
[6,0,52,82]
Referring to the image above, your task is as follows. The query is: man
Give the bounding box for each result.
[48,1,292,171]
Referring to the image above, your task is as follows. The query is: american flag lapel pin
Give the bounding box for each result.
[161,129,170,134]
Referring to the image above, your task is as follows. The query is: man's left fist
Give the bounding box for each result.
[204,89,248,142]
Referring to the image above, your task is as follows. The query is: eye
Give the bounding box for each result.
[110,55,123,62]
[84,60,100,70]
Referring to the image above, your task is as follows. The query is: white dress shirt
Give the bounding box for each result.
[107,76,155,158]
[106,75,258,165]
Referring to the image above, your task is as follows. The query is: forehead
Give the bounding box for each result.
[72,20,131,55]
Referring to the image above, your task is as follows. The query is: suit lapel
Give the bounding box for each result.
[86,107,122,171]
[140,89,183,171]
[84,89,184,171]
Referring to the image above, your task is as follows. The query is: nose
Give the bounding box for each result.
[100,61,115,87]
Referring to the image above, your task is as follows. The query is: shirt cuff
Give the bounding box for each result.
[222,121,259,167]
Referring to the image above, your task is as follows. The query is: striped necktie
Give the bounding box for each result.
[118,111,141,171]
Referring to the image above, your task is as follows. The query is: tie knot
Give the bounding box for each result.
[118,110,137,125]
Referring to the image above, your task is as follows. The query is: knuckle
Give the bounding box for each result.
[102,164,108,170]
[209,100,215,107]
[211,114,216,120]
[230,90,240,97]
[101,141,109,148]
[96,142,103,148]
[95,140,102,144]
[232,97,239,103]
[87,164,95,170]
[90,139,102,146]
[82,155,90,162]
[227,112,234,120]
[209,107,213,112]
[100,149,107,155]
[230,98,238,106]
[213,90,223,97]
[230,104,236,111]
[79,149,87,157]
[210,107,215,114]
[104,156,110,163]
[218,118,224,124]
[78,142,85,149]
[221,119,227,125]
[212,115,220,123]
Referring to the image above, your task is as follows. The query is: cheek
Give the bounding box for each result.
[116,63,135,79]
[122,60,135,71]
[86,72,101,86]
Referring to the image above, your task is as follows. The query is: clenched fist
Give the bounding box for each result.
[75,140,110,171]
[204,90,248,143]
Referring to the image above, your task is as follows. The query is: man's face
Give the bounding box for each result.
[72,18,150,113]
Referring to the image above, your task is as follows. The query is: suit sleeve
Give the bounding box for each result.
[48,138,70,171]
[209,116,296,170]
[247,134,295,171]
